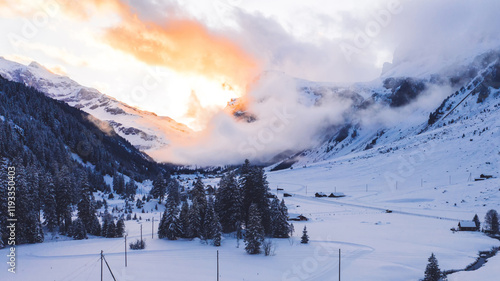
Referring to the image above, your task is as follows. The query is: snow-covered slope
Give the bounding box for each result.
[268,49,500,172]
[0,57,192,152]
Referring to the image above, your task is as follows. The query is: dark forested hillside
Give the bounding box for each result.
[0,76,170,245]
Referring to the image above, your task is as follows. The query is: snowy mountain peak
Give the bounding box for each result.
[28,61,45,69]
[0,58,192,154]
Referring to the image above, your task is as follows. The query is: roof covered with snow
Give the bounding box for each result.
[459,221,477,228]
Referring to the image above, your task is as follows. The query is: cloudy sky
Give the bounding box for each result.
[1,0,500,164]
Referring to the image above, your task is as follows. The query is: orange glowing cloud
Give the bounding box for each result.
[57,0,259,93]
[104,16,258,91]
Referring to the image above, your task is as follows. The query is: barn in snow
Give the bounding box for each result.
[458,221,478,231]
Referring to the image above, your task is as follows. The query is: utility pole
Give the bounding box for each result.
[217,250,219,281]
[396,181,398,190]
[141,224,143,243]
[125,235,127,267]
[339,248,341,281]
[152,217,154,239]
[421,178,423,187]
[101,250,103,281]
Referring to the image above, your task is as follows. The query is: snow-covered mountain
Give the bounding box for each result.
[0,57,192,152]
[261,49,500,173]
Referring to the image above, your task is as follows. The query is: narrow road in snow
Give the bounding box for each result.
[291,194,460,222]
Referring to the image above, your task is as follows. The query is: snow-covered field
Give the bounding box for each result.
[2,150,499,280]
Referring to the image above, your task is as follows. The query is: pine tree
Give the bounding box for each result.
[213,220,222,247]
[203,197,218,241]
[484,209,499,233]
[125,179,137,199]
[271,198,290,238]
[112,172,125,195]
[72,218,87,240]
[244,204,264,254]
[42,176,58,232]
[301,226,309,244]
[107,219,117,238]
[240,162,272,235]
[77,178,99,235]
[423,253,442,281]
[116,218,125,237]
[150,172,167,203]
[15,164,44,244]
[167,179,181,206]
[102,212,116,238]
[192,178,207,210]
[187,200,202,238]
[215,172,242,233]
[473,214,481,230]
[158,196,181,240]
[179,201,190,238]
[56,165,73,234]
[90,216,101,236]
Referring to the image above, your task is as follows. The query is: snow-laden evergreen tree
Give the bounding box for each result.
[301,226,309,244]
[56,165,73,234]
[213,220,222,247]
[90,216,101,236]
[240,161,272,235]
[16,164,44,244]
[150,172,167,203]
[179,201,190,238]
[484,209,499,233]
[203,197,218,241]
[158,196,181,240]
[116,218,126,237]
[42,175,58,232]
[77,178,99,235]
[423,253,442,281]
[215,171,242,233]
[270,198,291,238]
[136,198,144,209]
[26,165,42,218]
[102,212,117,238]
[244,204,264,254]
[107,219,117,238]
[125,179,137,199]
[72,218,87,240]
[187,200,203,238]
[112,172,125,195]
[473,214,481,230]
[192,177,207,210]
[167,179,181,206]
